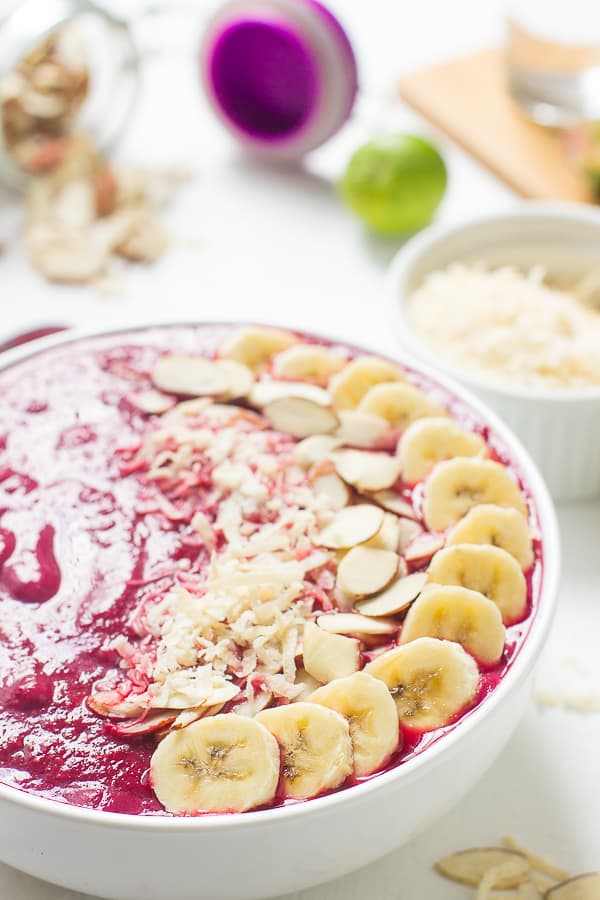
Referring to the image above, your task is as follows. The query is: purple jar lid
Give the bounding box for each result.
[201,0,358,158]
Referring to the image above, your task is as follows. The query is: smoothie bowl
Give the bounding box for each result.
[0,323,559,900]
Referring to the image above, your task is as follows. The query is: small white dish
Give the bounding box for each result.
[387,203,600,503]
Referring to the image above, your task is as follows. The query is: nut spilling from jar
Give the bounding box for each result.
[1,26,89,174]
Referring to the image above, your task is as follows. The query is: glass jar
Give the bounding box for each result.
[0,0,139,188]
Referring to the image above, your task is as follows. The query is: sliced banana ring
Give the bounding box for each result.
[272,343,345,382]
[398,417,487,483]
[256,702,353,800]
[309,671,400,776]
[400,584,506,666]
[219,326,297,370]
[427,544,528,624]
[365,636,480,731]
[150,714,280,814]
[329,356,403,410]
[422,458,528,531]
[358,382,446,430]
[446,504,534,571]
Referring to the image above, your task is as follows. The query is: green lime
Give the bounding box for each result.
[339,134,447,236]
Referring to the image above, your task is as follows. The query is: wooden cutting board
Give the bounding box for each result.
[398,48,596,203]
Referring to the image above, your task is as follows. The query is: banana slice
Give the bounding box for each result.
[446,504,534,570]
[358,382,446,430]
[318,504,384,549]
[150,714,280,814]
[294,434,341,469]
[309,672,399,776]
[335,410,395,450]
[427,544,528,624]
[336,546,399,598]
[400,584,506,665]
[256,702,352,800]
[272,344,345,382]
[356,571,428,617]
[423,458,527,531]
[330,449,402,492]
[365,637,479,730]
[219,326,297,370]
[302,621,360,683]
[329,357,403,410]
[264,396,339,438]
[398,417,487,484]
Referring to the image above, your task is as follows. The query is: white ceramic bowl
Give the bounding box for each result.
[387,203,600,503]
[0,323,560,900]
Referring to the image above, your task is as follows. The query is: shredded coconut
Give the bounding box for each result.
[408,264,600,388]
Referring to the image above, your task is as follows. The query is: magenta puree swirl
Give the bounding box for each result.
[0,325,542,815]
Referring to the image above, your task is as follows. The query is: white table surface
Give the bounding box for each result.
[0,1,598,897]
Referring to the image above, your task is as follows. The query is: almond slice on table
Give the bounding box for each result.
[336,546,399,598]
[501,835,572,882]
[435,848,530,888]
[249,379,331,408]
[404,531,445,565]
[302,621,360,683]
[476,859,532,899]
[335,410,395,449]
[316,613,397,636]
[546,874,600,899]
[356,571,428,617]
[331,449,402,492]
[264,396,339,438]
[318,504,384,549]
[370,490,416,519]
[151,354,231,397]
[214,359,255,398]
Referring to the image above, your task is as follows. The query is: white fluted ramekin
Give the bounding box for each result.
[387,203,600,503]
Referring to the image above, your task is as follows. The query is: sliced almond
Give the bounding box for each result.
[546,874,600,899]
[311,470,351,510]
[249,379,331,408]
[316,612,397,636]
[215,359,255,398]
[435,848,529,888]
[356,571,427,617]
[336,546,399,598]
[264,396,339,438]
[371,490,416,519]
[294,668,321,699]
[397,518,423,552]
[294,434,342,469]
[318,504,384,550]
[476,860,531,899]
[501,836,572,882]
[336,410,394,450]
[365,512,402,551]
[127,390,176,415]
[151,355,230,398]
[404,532,445,565]
[107,709,177,737]
[331,449,402,492]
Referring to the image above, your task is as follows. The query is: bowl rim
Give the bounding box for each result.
[0,319,561,832]
[387,200,600,403]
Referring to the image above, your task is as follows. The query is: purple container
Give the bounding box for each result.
[201,0,358,158]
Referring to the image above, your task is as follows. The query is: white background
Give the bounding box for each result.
[0,1,599,897]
